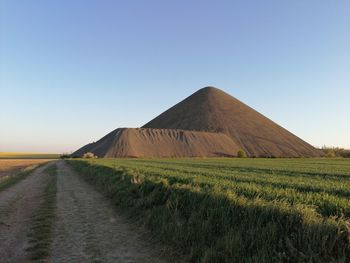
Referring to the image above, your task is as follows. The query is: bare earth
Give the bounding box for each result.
[51,160,167,263]
[0,163,50,262]
[74,128,239,158]
[74,87,323,158]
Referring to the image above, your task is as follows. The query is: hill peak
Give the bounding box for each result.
[143,87,322,157]
[198,86,220,92]
[75,86,323,158]
[195,86,226,96]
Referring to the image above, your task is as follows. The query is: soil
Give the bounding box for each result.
[0,163,50,262]
[143,87,324,157]
[0,161,171,262]
[74,86,323,158]
[73,128,240,158]
[51,160,168,262]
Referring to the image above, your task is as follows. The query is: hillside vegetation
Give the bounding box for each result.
[68,158,350,262]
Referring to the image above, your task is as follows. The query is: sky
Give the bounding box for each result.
[0,0,349,153]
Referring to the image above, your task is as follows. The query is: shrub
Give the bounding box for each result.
[237,149,247,158]
[83,152,97,159]
[321,146,350,158]
[60,153,71,159]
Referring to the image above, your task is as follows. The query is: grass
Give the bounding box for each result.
[0,164,40,192]
[68,158,350,262]
[0,152,59,159]
[27,163,57,261]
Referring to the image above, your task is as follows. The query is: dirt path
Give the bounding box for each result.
[0,163,52,263]
[51,160,168,263]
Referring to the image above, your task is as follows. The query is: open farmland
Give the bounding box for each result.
[0,152,59,159]
[0,159,54,194]
[0,159,53,179]
[68,158,350,262]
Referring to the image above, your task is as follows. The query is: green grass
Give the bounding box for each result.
[68,158,350,262]
[0,152,59,159]
[27,164,57,261]
[0,165,40,192]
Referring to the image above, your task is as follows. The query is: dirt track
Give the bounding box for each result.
[0,161,169,262]
[0,163,50,262]
[51,160,167,262]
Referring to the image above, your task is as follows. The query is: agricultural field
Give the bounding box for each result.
[0,159,53,179]
[0,152,59,159]
[0,159,53,193]
[69,158,350,262]
[0,153,58,186]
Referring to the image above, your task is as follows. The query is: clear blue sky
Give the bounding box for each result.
[1,1,349,153]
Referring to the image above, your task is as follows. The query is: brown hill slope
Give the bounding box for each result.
[143,87,323,157]
[72,128,240,158]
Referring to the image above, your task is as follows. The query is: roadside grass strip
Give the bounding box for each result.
[26,164,57,261]
[68,160,350,262]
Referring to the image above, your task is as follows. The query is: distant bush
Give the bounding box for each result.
[321,146,350,158]
[83,152,97,159]
[60,153,71,159]
[237,149,247,158]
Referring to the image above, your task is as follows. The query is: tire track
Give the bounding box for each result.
[0,163,52,263]
[51,160,167,263]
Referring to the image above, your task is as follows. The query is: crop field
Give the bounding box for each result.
[0,159,52,178]
[0,159,52,193]
[69,158,350,262]
[0,152,59,159]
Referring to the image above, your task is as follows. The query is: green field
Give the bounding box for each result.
[0,152,59,159]
[68,158,350,262]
